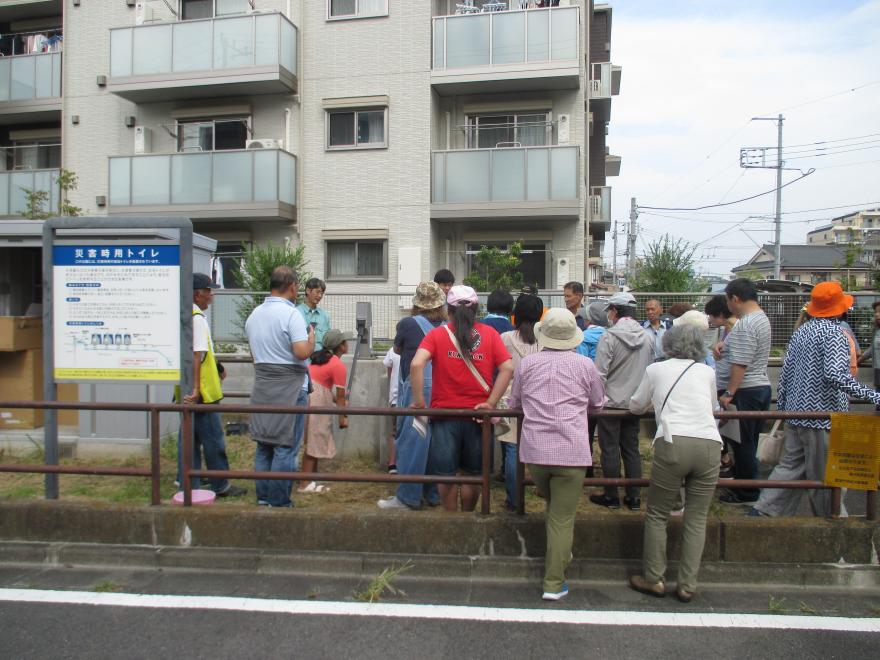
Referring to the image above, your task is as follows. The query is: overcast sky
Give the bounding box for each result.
[607,0,880,277]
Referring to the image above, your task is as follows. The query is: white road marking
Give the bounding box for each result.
[0,589,878,633]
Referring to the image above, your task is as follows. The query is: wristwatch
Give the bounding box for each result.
[722,390,734,398]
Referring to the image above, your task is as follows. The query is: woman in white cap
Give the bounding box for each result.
[508,308,606,601]
[409,285,514,512]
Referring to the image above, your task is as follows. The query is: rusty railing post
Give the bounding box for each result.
[481,414,491,515]
[516,417,525,515]
[150,408,161,506]
[867,490,878,522]
[831,487,842,519]
[182,407,193,507]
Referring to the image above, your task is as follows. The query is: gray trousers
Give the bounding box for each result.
[753,425,846,518]
[597,415,642,500]
[643,435,720,592]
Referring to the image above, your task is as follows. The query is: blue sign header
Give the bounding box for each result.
[53,245,180,267]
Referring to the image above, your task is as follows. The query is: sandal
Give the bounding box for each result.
[298,481,329,494]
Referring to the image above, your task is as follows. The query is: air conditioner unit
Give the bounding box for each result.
[135,2,154,25]
[246,139,282,150]
[134,126,151,154]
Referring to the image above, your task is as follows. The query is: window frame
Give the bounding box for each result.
[179,0,252,20]
[325,107,388,151]
[325,239,388,281]
[465,111,552,150]
[326,0,389,21]
[175,116,252,153]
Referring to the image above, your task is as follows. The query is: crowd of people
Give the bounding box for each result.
[180,267,880,602]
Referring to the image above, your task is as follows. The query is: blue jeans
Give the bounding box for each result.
[291,387,309,471]
[394,377,439,508]
[501,441,518,508]
[254,442,297,507]
[176,410,230,494]
[732,385,772,501]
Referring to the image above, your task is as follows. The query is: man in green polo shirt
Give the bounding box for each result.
[297,277,331,350]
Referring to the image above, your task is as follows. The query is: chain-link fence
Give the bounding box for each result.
[208,289,879,350]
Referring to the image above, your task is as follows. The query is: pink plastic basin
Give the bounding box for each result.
[171,489,216,505]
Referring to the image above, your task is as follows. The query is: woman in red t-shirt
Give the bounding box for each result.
[410,285,514,512]
[299,329,352,494]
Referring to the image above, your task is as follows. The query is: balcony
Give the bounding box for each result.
[0,168,59,217]
[0,51,62,123]
[431,6,580,95]
[606,154,621,177]
[107,149,296,222]
[431,145,579,219]
[590,185,611,229]
[589,62,622,100]
[108,12,298,102]
[0,1,61,22]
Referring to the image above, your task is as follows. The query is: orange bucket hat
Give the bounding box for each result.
[805,281,854,318]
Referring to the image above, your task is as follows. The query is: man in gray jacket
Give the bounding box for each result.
[592,292,655,510]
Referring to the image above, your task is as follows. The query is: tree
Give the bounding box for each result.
[463,242,525,292]
[234,241,311,337]
[22,168,82,220]
[631,234,702,292]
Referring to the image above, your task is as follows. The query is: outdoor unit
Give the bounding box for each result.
[557,114,570,143]
[246,139,283,149]
[134,2,154,25]
[556,257,570,289]
[133,126,151,154]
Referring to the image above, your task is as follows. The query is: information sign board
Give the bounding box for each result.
[824,413,880,490]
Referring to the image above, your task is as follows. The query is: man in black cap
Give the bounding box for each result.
[176,273,246,498]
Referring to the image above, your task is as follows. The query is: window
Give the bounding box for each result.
[466,241,549,289]
[326,240,387,279]
[8,141,61,170]
[326,108,387,149]
[213,241,250,288]
[328,0,388,20]
[180,0,251,20]
[176,117,250,152]
[465,112,551,149]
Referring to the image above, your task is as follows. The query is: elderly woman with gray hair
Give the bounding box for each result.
[627,324,722,603]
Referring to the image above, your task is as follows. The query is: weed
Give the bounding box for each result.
[768,595,788,614]
[353,561,414,603]
[307,588,320,600]
[869,606,880,616]
[159,433,177,461]
[92,580,121,593]
[708,502,727,519]
[798,601,819,616]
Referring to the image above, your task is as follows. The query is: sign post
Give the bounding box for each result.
[42,217,193,499]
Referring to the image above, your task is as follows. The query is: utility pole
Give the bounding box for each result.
[612,219,618,286]
[740,115,785,280]
[627,197,638,284]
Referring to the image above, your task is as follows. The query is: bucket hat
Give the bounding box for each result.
[673,309,709,331]
[534,308,583,351]
[805,281,853,318]
[412,281,446,310]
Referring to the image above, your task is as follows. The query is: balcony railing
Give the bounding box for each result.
[108,149,296,209]
[590,186,611,222]
[432,145,578,204]
[0,168,59,216]
[109,12,297,80]
[432,6,578,70]
[0,52,61,103]
[590,62,621,99]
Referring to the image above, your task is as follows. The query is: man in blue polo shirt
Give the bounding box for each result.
[246,266,314,507]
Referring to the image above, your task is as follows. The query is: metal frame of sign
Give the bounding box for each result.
[42,217,194,499]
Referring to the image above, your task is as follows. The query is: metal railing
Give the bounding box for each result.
[590,185,611,222]
[590,61,621,99]
[432,5,579,70]
[109,11,297,79]
[0,400,875,520]
[0,51,62,102]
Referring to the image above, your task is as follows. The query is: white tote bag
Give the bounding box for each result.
[757,419,785,466]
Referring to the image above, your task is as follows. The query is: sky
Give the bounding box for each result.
[606,0,880,278]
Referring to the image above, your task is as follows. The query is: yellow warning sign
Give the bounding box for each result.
[823,413,880,490]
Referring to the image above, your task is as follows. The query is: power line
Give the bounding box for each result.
[784,144,880,160]
[763,79,880,114]
[760,137,880,155]
[638,201,880,216]
[780,131,880,149]
[638,169,815,211]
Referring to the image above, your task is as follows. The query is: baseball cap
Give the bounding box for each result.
[604,292,636,308]
[193,272,219,290]
[322,329,355,351]
[446,285,479,306]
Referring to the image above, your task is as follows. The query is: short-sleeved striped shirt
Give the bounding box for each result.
[723,310,771,389]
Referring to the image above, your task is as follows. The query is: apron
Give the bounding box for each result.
[305,381,338,459]
[250,363,307,447]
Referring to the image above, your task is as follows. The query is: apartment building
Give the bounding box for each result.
[1,0,620,301]
[807,208,880,267]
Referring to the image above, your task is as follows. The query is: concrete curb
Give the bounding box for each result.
[0,501,877,566]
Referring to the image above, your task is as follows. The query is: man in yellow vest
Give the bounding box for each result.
[177,273,247,498]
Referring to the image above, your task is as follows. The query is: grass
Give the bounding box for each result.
[768,595,788,614]
[352,560,413,603]
[91,580,121,593]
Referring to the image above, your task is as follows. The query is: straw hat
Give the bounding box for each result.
[534,308,583,351]
[805,281,853,318]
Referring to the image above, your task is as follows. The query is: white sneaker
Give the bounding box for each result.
[542,583,569,601]
[377,495,409,510]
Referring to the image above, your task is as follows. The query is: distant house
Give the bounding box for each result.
[806,208,880,266]
[731,244,873,288]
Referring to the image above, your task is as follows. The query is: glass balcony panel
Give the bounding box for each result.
[33,170,58,214]
[492,11,525,65]
[433,19,445,69]
[279,17,297,73]
[0,59,9,101]
[131,156,171,205]
[526,10,549,62]
[279,151,295,205]
[445,151,490,203]
[108,158,131,207]
[526,149,549,202]
[133,25,172,75]
[213,17,253,69]
[51,52,61,97]
[10,172,34,215]
[212,151,252,203]
[110,29,133,77]
[171,153,211,204]
[34,54,53,98]
[550,147,577,199]
[432,153,446,203]
[491,149,525,202]
[254,14,280,66]
[550,7,578,60]
[445,14,489,68]
[0,175,9,214]
[172,20,212,73]
[253,150,278,202]
[216,0,251,15]
[10,56,35,100]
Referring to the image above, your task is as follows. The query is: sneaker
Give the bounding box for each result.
[719,491,757,505]
[746,507,769,517]
[257,500,269,506]
[624,496,641,511]
[542,583,569,601]
[629,575,665,598]
[217,485,247,498]
[377,495,409,510]
[589,493,620,509]
[387,464,398,474]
